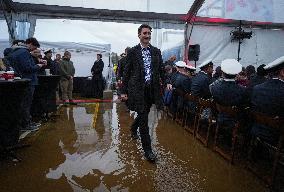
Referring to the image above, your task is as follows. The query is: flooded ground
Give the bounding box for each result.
[0,101,267,192]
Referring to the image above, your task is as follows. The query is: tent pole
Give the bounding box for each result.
[237,20,242,62]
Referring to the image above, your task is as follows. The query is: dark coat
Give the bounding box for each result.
[250,79,284,143]
[10,47,40,85]
[117,56,126,80]
[38,57,57,75]
[210,79,249,107]
[191,71,212,99]
[251,79,284,117]
[210,79,249,134]
[174,72,191,93]
[121,44,164,112]
[91,59,104,80]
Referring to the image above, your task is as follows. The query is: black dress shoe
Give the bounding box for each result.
[144,151,157,162]
[131,132,139,140]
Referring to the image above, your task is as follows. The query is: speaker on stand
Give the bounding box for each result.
[188,44,200,68]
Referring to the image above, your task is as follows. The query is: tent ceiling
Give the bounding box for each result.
[0,0,186,29]
[12,0,193,14]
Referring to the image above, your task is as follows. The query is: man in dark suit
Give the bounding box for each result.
[251,56,284,144]
[191,59,214,99]
[91,53,104,99]
[121,24,165,162]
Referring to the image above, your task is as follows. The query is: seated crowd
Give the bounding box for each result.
[161,56,283,187]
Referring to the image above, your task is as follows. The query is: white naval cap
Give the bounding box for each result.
[44,48,52,54]
[221,59,242,75]
[175,61,187,68]
[185,64,196,71]
[198,59,213,69]
[264,56,284,72]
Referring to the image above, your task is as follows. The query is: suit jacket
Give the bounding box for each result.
[121,44,164,112]
[251,79,284,117]
[191,71,212,99]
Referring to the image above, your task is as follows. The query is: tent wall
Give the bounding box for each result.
[186,24,284,67]
[0,40,110,77]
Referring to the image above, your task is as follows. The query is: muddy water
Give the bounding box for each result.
[0,103,266,192]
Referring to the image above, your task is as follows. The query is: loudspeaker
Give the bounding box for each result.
[188,44,200,61]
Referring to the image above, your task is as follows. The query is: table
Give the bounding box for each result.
[0,79,31,147]
[31,75,60,119]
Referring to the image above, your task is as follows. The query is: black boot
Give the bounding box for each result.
[144,150,157,162]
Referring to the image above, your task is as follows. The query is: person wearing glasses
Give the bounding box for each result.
[120,24,165,163]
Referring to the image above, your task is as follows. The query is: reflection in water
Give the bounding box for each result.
[46,105,125,191]
[0,103,267,192]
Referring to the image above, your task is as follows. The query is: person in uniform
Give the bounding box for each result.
[251,56,284,144]
[191,59,214,99]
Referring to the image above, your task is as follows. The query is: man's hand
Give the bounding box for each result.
[120,94,128,101]
[166,84,173,90]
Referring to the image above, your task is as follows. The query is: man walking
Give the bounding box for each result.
[121,24,165,162]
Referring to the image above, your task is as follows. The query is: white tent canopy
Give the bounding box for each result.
[13,0,193,14]
[198,0,284,24]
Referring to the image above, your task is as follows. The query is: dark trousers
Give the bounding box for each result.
[131,83,154,153]
[21,85,35,129]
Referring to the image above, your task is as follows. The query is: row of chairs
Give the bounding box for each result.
[164,88,284,189]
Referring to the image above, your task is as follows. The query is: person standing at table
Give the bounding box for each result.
[59,51,75,104]
[91,53,104,99]
[42,48,57,75]
[9,37,46,131]
[120,24,165,162]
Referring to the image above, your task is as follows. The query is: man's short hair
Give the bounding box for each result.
[25,37,40,47]
[138,24,152,34]
[64,51,71,56]
[97,54,102,58]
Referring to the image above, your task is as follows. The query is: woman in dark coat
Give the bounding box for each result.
[91,54,104,99]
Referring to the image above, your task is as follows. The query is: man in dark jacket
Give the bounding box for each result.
[121,24,165,162]
[91,53,104,99]
[10,38,46,131]
[191,59,214,99]
[40,48,57,75]
[251,56,284,144]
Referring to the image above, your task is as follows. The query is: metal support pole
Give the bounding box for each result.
[237,20,242,62]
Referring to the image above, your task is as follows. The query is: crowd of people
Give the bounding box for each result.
[113,24,283,165]
[0,24,283,169]
[0,38,76,132]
